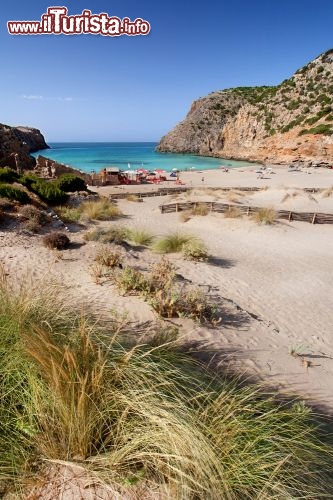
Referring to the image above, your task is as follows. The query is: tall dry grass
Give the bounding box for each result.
[80,198,123,221]
[1,268,333,498]
[252,207,276,225]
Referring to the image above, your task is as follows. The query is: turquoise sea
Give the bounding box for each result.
[32,142,258,173]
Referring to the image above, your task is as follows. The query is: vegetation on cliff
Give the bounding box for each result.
[157,49,333,165]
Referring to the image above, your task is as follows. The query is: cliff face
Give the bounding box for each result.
[157,50,333,166]
[0,123,49,170]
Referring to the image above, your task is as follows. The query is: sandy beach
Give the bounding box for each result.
[1,166,333,413]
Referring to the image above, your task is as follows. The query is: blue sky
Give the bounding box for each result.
[1,0,332,142]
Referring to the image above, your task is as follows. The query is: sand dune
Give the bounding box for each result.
[1,172,333,412]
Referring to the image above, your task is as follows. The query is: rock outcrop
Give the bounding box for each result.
[157,50,333,167]
[0,123,49,170]
[35,155,91,183]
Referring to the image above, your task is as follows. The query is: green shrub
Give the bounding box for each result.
[0,184,30,204]
[56,206,82,223]
[20,175,68,204]
[299,124,332,136]
[31,180,68,204]
[114,266,150,294]
[55,174,87,192]
[0,167,19,183]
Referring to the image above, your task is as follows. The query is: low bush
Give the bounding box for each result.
[114,266,150,294]
[0,167,19,183]
[80,198,122,221]
[252,207,276,225]
[182,240,209,261]
[148,287,217,322]
[19,205,47,225]
[55,173,87,192]
[84,227,129,244]
[42,231,70,249]
[56,206,82,223]
[0,184,31,204]
[31,180,68,205]
[94,246,123,268]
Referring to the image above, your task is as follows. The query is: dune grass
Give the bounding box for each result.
[152,232,197,253]
[79,198,123,221]
[1,269,333,498]
[126,228,155,246]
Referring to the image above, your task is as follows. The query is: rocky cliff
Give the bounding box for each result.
[157,50,333,167]
[0,123,49,170]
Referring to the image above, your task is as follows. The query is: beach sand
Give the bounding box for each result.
[1,167,333,412]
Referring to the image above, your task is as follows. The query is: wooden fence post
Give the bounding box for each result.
[311,213,317,224]
[288,211,292,222]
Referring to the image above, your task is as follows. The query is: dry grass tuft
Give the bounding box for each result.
[80,198,122,221]
[252,207,276,225]
[191,204,209,216]
[224,206,242,218]
[125,194,142,202]
[226,190,245,204]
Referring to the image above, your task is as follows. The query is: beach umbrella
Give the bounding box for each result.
[154,169,166,174]
[172,168,179,172]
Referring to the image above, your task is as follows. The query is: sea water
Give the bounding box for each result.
[32,142,259,173]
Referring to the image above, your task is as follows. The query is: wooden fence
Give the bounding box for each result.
[109,185,328,201]
[159,201,333,225]
[109,186,188,200]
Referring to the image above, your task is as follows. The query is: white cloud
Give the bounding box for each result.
[21,95,43,100]
[57,97,73,102]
